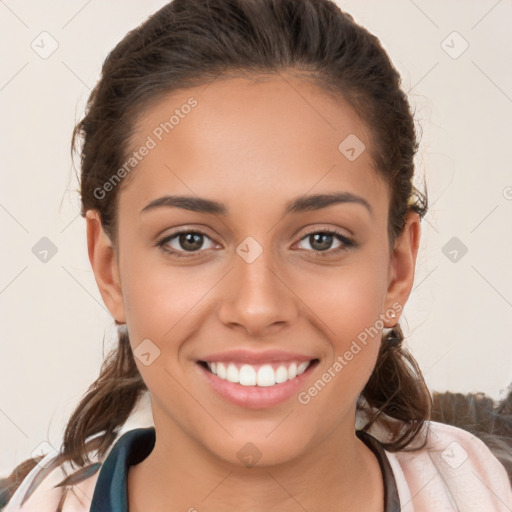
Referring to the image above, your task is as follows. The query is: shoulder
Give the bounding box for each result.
[385,420,512,512]
[1,442,107,511]
[1,424,154,512]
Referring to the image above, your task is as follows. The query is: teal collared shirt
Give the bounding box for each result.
[89,426,400,511]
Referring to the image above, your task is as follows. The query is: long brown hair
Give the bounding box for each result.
[2,0,432,504]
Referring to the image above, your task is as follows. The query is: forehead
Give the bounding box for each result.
[120,73,387,216]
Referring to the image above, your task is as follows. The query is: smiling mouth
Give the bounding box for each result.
[197,359,320,387]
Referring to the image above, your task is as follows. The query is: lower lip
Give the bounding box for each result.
[196,360,319,409]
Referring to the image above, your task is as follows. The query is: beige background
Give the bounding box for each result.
[1,0,511,475]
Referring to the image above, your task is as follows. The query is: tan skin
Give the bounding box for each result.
[86,72,420,511]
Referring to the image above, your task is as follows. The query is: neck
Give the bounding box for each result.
[127,417,384,512]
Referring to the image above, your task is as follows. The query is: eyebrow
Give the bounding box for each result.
[140,192,373,217]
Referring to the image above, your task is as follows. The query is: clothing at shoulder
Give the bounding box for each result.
[1,437,107,512]
[3,420,512,512]
[386,420,512,511]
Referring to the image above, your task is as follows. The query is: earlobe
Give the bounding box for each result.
[383,210,421,325]
[85,210,126,324]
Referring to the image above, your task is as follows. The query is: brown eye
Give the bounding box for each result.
[176,232,204,252]
[306,232,336,252]
[296,229,355,256]
[158,230,217,257]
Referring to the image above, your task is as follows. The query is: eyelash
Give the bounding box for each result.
[157,228,356,259]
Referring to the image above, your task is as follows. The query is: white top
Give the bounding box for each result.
[3,420,512,511]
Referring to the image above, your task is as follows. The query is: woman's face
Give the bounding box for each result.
[87,72,419,466]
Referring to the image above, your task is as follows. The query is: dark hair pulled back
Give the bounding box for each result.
[2,0,431,505]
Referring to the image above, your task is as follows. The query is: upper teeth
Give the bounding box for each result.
[206,361,311,386]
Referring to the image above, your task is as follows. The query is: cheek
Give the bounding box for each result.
[293,255,388,399]
[295,277,385,418]
[301,260,388,345]
[120,250,214,342]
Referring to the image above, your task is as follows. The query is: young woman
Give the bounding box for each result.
[2,0,511,510]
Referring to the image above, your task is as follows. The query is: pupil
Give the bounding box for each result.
[311,233,332,252]
[180,232,202,251]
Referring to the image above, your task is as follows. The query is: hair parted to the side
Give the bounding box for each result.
[2,0,433,504]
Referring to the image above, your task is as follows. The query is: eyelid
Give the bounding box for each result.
[299,225,353,241]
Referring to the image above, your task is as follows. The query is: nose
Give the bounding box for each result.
[217,246,298,337]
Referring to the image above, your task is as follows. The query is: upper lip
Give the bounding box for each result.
[198,349,317,364]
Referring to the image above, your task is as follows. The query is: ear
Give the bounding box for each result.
[383,210,421,324]
[86,210,126,324]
